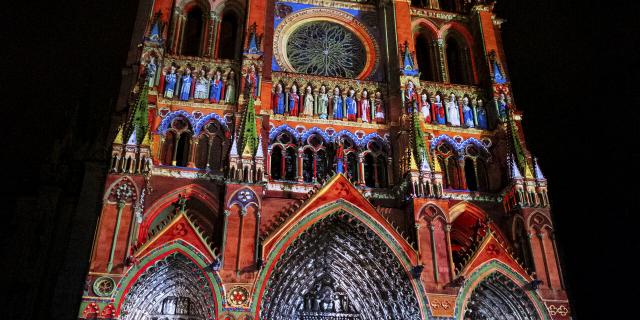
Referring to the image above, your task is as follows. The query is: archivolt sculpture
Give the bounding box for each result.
[260,212,421,320]
[120,254,215,320]
[464,272,538,320]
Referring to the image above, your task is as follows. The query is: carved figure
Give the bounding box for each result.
[209,69,224,103]
[476,99,488,129]
[193,68,209,100]
[446,93,461,126]
[163,65,177,98]
[462,96,475,127]
[420,92,431,123]
[317,85,329,119]
[179,67,193,101]
[302,85,314,116]
[359,89,371,123]
[374,91,385,124]
[288,84,300,116]
[434,94,446,124]
[345,89,357,121]
[225,70,236,104]
[331,86,343,119]
[272,82,286,115]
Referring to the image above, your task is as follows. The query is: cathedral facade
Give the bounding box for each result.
[78,0,570,319]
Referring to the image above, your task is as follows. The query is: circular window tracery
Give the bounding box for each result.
[286,21,366,78]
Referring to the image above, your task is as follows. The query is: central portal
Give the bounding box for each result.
[260,212,421,320]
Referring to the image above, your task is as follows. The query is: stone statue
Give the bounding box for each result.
[462,96,475,128]
[446,93,461,126]
[288,84,300,116]
[272,82,285,115]
[331,86,343,120]
[179,67,193,101]
[476,99,488,129]
[359,89,371,123]
[317,85,329,119]
[244,64,259,99]
[345,88,357,121]
[145,56,157,87]
[225,70,236,104]
[302,85,314,116]
[162,64,177,98]
[434,94,446,124]
[420,92,431,123]
[497,92,508,119]
[374,90,385,124]
[193,68,209,100]
[209,69,224,103]
[404,80,417,113]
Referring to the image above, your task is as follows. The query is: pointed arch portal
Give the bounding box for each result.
[464,272,538,320]
[260,212,421,320]
[119,253,217,320]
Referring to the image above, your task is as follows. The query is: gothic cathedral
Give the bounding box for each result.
[78,0,570,319]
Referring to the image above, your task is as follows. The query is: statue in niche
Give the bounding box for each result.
[404,80,417,113]
[374,90,385,124]
[288,83,300,116]
[335,139,345,174]
[446,93,461,126]
[194,67,209,100]
[345,88,357,121]
[148,11,164,41]
[145,56,157,87]
[462,96,475,128]
[359,89,371,123]
[476,99,488,129]
[209,69,224,103]
[302,85,314,116]
[225,70,236,104]
[272,82,286,115]
[331,86,343,120]
[244,64,259,99]
[434,94,446,124]
[317,85,329,119]
[179,66,194,101]
[162,64,177,98]
[420,92,431,123]
[497,92,508,119]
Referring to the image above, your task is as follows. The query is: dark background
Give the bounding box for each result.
[1,0,636,319]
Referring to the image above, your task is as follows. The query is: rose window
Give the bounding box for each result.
[286,21,366,78]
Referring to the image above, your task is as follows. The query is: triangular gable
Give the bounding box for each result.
[135,212,215,262]
[263,174,417,261]
[460,231,531,282]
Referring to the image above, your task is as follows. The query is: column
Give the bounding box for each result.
[357,154,365,186]
[208,12,219,58]
[297,148,304,182]
[436,39,448,83]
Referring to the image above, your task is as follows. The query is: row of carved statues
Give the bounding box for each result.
[151,61,239,104]
[271,82,386,123]
[403,80,511,129]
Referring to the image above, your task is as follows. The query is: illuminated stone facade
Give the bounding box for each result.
[78,0,570,319]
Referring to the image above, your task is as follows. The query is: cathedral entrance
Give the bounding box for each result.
[260,212,421,320]
[119,253,216,320]
[463,272,539,320]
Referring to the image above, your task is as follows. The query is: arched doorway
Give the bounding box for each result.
[463,272,539,319]
[119,253,216,320]
[260,212,421,320]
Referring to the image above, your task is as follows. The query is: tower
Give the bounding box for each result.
[77,0,571,319]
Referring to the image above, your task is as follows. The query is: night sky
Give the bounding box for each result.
[2,0,635,319]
